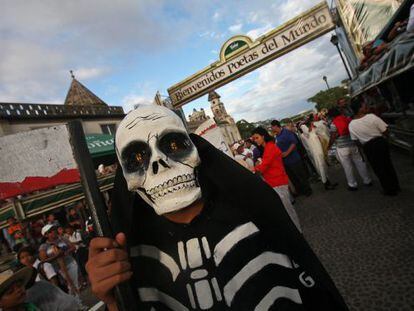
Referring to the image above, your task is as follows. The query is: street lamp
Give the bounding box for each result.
[330,34,352,80]
[322,76,330,90]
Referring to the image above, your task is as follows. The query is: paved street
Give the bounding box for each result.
[296,149,414,311]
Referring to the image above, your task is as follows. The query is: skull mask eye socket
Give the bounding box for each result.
[158,132,193,161]
[121,141,152,173]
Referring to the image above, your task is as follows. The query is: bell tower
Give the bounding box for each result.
[208,91,228,123]
[207,90,241,145]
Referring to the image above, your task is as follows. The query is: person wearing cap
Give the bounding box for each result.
[0,267,38,310]
[0,267,84,310]
[38,224,80,296]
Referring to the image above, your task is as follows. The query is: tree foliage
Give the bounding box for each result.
[236,119,256,139]
[307,86,348,111]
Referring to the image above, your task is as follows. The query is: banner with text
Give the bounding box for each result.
[168,1,335,107]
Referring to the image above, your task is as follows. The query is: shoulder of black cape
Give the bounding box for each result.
[110,133,348,310]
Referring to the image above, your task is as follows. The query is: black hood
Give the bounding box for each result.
[110,133,348,310]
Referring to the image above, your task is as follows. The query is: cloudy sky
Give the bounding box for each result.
[1,0,347,122]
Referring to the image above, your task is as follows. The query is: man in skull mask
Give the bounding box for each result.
[87,105,348,310]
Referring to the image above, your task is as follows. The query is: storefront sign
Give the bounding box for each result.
[168,1,335,107]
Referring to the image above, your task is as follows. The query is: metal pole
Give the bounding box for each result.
[323,76,330,90]
[336,45,352,80]
[67,120,138,311]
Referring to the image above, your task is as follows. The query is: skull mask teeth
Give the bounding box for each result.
[116,105,202,215]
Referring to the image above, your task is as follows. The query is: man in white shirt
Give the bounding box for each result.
[349,100,400,195]
[328,108,372,191]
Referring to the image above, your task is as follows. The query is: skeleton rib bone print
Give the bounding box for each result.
[213,222,259,266]
[223,251,294,306]
[130,245,180,281]
[254,286,302,310]
[131,222,305,310]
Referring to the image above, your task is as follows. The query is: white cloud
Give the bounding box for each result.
[199,31,225,39]
[121,94,153,113]
[199,31,211,37]
[248,11,259,23]
[213,11,221,21]
[0,40,66,102]
[119,80,159,113]
[0,0,214,104]
[73,67,109,80]
[246,24,273,40]
[278,0,320,23]
[229,23,243,33]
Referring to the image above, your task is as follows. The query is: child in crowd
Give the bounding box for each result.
[17,246,59,287]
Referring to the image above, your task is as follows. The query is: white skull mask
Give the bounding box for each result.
[115,105,202,215]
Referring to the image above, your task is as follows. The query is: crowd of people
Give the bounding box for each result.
[230,96,400,229]
[0,162,117,310]
[0,204,92,310]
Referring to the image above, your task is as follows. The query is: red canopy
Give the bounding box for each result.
[0,168,80,200]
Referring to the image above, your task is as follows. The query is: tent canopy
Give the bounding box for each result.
[350,32,414,97]
[86,134,115,158]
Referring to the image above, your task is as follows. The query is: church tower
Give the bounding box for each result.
[209,90,229,123]
[207,90,241,144]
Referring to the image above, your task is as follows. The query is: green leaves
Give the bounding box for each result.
[307,86,349,111]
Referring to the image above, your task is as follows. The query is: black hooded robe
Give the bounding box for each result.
[110,134,348,311]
